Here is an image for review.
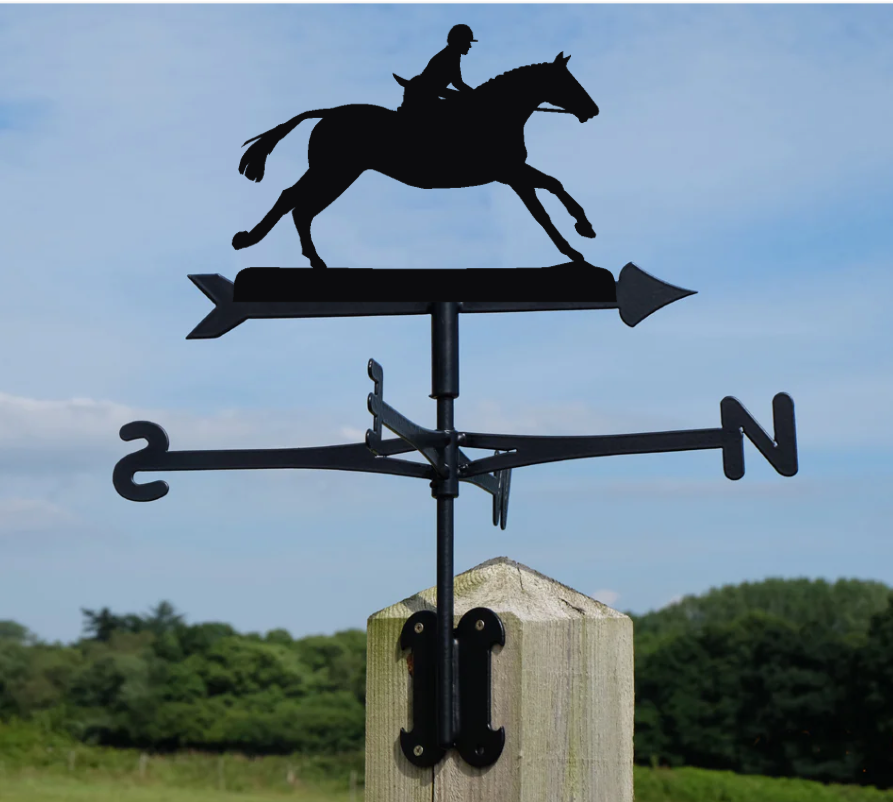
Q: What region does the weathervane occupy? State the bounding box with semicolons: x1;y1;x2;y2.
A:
114;25;798;771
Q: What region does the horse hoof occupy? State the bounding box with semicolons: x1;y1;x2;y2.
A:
575;221;596;239
232;231;251;250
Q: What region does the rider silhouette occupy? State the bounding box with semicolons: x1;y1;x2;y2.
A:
399;24;477;114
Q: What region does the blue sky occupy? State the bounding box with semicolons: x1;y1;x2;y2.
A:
0;4;891;645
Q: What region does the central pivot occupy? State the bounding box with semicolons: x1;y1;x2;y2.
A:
373;300;506;767
365;302;506;767
430;302;461;751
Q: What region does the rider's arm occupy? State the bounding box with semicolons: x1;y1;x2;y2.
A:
450;54;473;92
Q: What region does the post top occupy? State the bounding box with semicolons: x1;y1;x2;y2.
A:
368;556;629;623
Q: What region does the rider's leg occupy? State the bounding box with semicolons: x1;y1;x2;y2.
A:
518;164;595;239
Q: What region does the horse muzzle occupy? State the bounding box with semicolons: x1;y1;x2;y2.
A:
578;105;599;123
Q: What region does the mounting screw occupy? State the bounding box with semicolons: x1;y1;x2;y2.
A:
414;622;424;634
475;619;485;631
413;745;424;757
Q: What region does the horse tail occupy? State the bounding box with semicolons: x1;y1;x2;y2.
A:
238;108;328;183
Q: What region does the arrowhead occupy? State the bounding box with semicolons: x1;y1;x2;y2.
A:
615;263;696;327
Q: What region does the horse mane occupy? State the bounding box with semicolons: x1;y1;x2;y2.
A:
473;61;554;102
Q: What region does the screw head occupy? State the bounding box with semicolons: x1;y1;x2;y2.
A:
475;619;485;631
414;622;424;634
413;745;424;757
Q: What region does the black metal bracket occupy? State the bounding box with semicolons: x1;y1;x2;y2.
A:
364;358;513;529
366;358;450;477
400;607;506;769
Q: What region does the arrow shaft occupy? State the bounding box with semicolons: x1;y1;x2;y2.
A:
187;264;694;338
460;300;617;313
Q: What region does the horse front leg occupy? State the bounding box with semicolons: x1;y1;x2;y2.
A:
505;180;585;263
520;164;596;239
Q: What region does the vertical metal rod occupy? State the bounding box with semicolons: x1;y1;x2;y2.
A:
431;301;460;750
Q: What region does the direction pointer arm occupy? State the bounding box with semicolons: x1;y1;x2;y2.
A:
459;428;725;476
113;421;433;502
458;394;797;481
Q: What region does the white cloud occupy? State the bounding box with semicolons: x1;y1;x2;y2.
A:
526;476;821;500
0;391;358;475
457;398;685;438
339;426;366;442
591;588;620;606
0;498;79;536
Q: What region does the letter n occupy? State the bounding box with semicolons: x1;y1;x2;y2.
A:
720;393;798;480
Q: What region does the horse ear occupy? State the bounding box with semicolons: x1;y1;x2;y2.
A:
554;51;564;63
563;54;571;64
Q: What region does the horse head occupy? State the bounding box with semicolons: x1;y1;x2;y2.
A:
544;52;599;123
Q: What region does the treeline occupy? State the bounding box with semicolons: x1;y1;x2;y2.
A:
2;578;893;789
0;603;365;755
629;578;893;790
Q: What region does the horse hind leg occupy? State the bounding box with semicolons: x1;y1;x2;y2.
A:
232;171;313;251
290;166;362;268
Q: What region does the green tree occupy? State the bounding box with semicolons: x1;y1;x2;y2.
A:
850;594;893;789
635;610;859;782
294;629;366;704
630;578;891;643
0;638;29;718
177;622;238;656
0;621;38;645
80;607;143;642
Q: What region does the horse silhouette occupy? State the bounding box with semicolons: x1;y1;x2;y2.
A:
232;53;599;268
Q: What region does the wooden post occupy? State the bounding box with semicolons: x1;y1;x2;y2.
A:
139;752;148;780
365;556;634;802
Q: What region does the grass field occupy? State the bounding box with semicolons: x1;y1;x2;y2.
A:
4;764;893;802
0;775;354;802
3;721;893;802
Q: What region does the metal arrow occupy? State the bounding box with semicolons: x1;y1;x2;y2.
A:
185;263;695;339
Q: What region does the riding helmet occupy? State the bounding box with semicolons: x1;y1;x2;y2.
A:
448;24;478;45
